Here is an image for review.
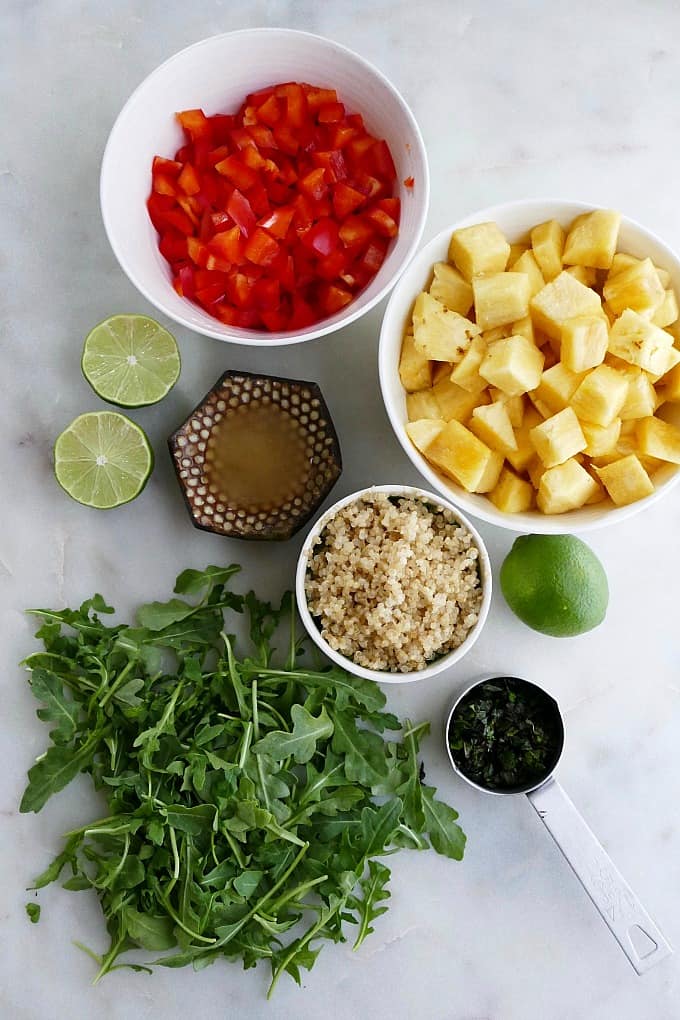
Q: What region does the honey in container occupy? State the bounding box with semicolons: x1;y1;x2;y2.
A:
169;371;342;540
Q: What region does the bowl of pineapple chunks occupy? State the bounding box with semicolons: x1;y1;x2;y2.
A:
379;199;680;532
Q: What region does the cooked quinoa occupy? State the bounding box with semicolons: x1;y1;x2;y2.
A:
305;493;483;672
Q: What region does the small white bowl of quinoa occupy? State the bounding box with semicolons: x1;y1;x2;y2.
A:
296;484;492;683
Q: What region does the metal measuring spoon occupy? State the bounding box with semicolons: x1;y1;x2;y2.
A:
445;675;672;974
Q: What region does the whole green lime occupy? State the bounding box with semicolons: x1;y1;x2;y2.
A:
500;534;608;637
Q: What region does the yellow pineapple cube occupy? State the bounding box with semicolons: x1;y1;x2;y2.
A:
571;365;629;426
510;250;546;298
479;334;544;396
426;420;503;492
566;265;598;287
602;257;665;316
506;407;544;472
507;243;529;268
563;209;621;269
450;335;489;394
482;324;514;345
560;315;609;373
448;222;510;281
432;377;489;422
406;418;445;454
429;262;474;315
530;271;602;340
531;220;565;282
511;316;536;344
537;458;601;514
582;418;622;457
529;406;587;467
406;389;442;421
636;416;680;464
431;362;452;385
473;273;531;330
527;456;548;490
651;289;679;329
399;328;432;392
413;292;480;362
469;402;518;454
656;363;680;404
608;252;639;278
489;467;534;513
619;367;658;420
532;362;587;414
489;389;525;427
527;391;552;418
607;309;676;375
595;455;654;506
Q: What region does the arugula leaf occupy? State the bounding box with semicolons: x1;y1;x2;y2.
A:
19;566;465;996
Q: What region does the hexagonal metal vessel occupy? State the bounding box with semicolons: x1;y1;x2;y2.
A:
168;370;342;541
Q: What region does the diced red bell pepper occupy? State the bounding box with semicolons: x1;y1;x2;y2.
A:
208;113;236;144
258;205;295;240
230;127;257;150
289;295;317;329
365;206;399;238
245;227;280;267
311;150;347;183
377;196;401;220
328;123;357;149
196;283;227;307
227;272;257;309
187;237;211;268
369;139;397;182
257;94;283;127
332;182;366;219
301;218;339;257
178;164;201;196
155;205;195;236
299;168;328;201
205;253;232;272
273;122;299;155
153;156;183;177
208;225;245;264
276;82;308;128
177;196;200;226
359;239;388;273
176;109;212;142
305;86;338;112
321;283;353;315
316;249;347;281
153;173;178;197
246;183;271;219
253;276;281;310
318;102;345;124
226;189;256;238
338;215;374;250
247;124;277;149
177;265;196;297
215;155;259;191
159;230;188;263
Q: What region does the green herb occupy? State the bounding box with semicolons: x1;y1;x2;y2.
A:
25;902;41;923
20;565;465;996
447;677;562;791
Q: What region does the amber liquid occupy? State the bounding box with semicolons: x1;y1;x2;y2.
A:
204;404;311;510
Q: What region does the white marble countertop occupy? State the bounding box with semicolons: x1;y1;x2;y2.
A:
2;2;680;1018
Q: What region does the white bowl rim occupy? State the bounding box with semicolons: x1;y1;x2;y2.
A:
378;197;680;533
100;27;430;347
295;483;492;684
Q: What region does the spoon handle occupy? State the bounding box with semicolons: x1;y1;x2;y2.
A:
527;777;672;974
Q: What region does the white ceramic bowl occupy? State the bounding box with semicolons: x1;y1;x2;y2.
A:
379;198;680;533
100;28;429;347
295;484;492;684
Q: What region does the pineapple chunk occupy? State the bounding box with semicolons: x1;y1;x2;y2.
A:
479;335;544;396
527;456;548;490
399;329;432;392
506;407;544;472
608;309;676;375
489;467;534;513
489;389;525;427
582;418;622;457
619;367;657;420
413;292;480;362
448;222;510;281
429;262;474;315
571;365;629;427
595;455;654;506
651;289;679;329
473;273;531;330
531;220;565;282
566;265;598;287
406;389;442;421
511;250;545;298
482;324;514;345
560;315;609;373
507;243;529;268
532;362;586;414
450;335;488;394
432;377;489;422
537;458;600;514
432;361;453;385
656;363;680;404
636;416;680;464
608;252;639;277
563;209;621;269
426;420;504;492
406;418;445;454
602;257;665;316
511;316;536;344
469;402;518;454
529;406;587;468
530;271;602;340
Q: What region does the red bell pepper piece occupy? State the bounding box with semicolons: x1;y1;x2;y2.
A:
159;230;188;263
311;150;347;183
365;207;399;238
208;226;245;265
258;205;295;240
152;173;178;197
301;218;339;257
153;156;183;177
318;102;345;124
226;189;256;238
305;86;338;112
256;94;283;127
332;182;366;219
176;109;212;142
178;164;201;196
299;168;328;201
338;215;374;250
215;155;259;191
244;227;280;267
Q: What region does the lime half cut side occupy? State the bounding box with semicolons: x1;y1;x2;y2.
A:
54;411;154;509
81;314;180;407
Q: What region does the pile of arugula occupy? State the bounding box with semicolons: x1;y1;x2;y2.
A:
20;565;465;997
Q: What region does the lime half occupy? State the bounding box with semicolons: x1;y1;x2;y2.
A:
81;314;180;408
54;411;154;509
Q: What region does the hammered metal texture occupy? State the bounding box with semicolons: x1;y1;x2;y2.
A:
168;371;342;541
